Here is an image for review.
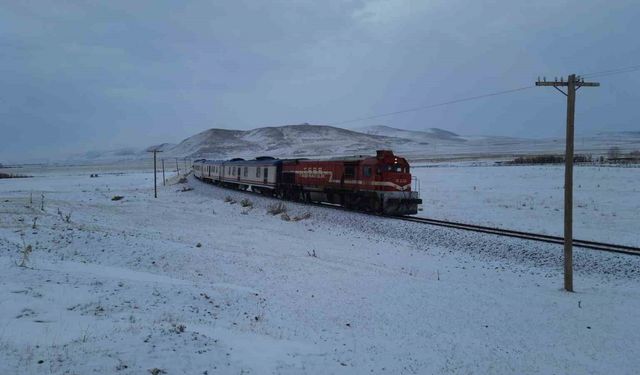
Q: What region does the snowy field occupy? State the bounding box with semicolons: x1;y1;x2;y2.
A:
413;164;640;246
1;165;639;374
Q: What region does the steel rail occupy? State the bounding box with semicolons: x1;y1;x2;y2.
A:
192;175;639;256
397;216;640;256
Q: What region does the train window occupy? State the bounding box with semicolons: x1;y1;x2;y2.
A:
363;166;372;177
257;167;261;178
264;167;268;179
344;165;355;178
244;167;248;177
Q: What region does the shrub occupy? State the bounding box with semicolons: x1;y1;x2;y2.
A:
280;213;291;221
111;196;124;201
0;173;31;179
224;196;236;204
292;212;312;221
171;323;186;334
267;202;287;215
506;154;592;165
240;198;253;208
19;244;32;267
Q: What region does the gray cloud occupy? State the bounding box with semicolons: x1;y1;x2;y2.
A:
1;0;639;162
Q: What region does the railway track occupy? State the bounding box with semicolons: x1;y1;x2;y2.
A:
397;216;640;256
193;176;640;256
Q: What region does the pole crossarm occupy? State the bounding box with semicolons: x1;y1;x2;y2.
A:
535;77;600;88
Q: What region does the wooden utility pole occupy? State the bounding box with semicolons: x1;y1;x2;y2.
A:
148;149;163;198
536;74;599;292
161;159;166;186
175;158;180;176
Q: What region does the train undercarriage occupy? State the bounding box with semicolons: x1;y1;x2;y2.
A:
196;175;421;215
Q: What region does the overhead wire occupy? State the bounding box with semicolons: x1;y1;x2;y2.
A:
330;85;535;126
579;64;640;79
328;63;640;126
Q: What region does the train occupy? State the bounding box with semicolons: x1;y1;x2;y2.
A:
192;150;422;215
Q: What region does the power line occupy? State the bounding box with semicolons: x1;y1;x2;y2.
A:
584;66;640;79
579;64;640;78
329;63;640;127
331;85;534;126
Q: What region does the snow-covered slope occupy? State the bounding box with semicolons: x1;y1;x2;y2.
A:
59;124;640;164
1;166;639;373
164;124;413;159
357;125;466;143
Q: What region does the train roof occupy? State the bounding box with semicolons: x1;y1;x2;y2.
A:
197;158;281;166
326;155;372;161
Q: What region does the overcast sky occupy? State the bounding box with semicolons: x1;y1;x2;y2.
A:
1;0;639;161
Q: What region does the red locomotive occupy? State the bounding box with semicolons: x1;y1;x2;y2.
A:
279;150;421;214
193;150;422;215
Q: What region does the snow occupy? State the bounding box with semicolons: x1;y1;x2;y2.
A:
412;164;640;246
36;124;640;165
1;164;639;374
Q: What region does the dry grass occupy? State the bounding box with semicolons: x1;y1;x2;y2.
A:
267;202;287;215
292;212;312;221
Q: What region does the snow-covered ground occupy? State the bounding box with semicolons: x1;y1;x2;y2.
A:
1;165;639;374
413;164;640;246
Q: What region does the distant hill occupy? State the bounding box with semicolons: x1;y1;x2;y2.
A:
62;124;640;164
356;125;466;143
164;124;417;159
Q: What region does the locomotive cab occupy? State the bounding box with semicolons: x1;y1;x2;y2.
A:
371;150;422;215
373;150;412;191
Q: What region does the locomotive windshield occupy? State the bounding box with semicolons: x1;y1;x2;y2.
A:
378;165;407;173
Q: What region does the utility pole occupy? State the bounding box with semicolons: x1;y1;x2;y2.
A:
175;158;180;176
161;159;166;186
536;74;599;292
148;149;163;198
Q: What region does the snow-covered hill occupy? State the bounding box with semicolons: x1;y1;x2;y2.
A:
163;124;415;159
357;125;466;143
59;124;640;164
